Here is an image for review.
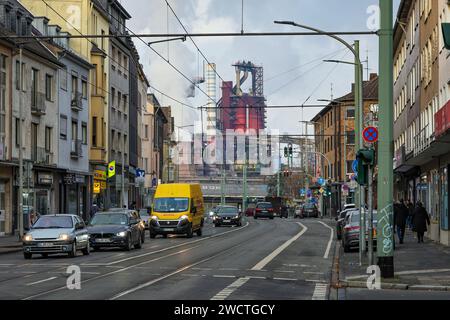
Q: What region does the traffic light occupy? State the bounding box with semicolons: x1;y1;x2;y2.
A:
442;23;450;50
289;146;293;156
284;147;288;158
356;149;375;186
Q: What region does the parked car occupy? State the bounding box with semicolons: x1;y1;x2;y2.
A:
335;208;358;240
22;214;90;259
301;203;319;218
343;203;356;211
213;206;243;227
342;210;377;253
254;202;274;220
88;210;144;251
245;204;256;217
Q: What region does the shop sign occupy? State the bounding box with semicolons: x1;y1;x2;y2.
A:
100;181;107;190
93;182;101;194
94;170;106;181
37;173;53;185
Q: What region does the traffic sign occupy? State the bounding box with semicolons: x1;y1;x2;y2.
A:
317;177;325;185
363;126;379;143
319;188;324;194
352;160;358;173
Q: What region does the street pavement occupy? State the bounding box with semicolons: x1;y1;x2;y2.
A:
0;217;336;300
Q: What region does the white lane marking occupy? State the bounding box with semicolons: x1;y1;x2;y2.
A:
247;276;266;280
273;277;297;281
26;277;57;286
311;283;328;300
305;279;327;283
213;275;236;278
107;222;249;265
317;221;334;259
192;267;212;271
210;277;251;301
345;268;450;281
283;264;315;268
304;271;324;275
251;222;308;271
274;270;295;273
23;246;199;301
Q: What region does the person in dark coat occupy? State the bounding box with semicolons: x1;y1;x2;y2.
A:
412;202;430;243
406;200;414;230
394;199;409;244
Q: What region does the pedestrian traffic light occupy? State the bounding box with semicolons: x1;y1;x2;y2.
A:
356;148;375;186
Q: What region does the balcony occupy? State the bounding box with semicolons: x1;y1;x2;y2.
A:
71;140;83;158
32;147;53;165
71;92;83;111
31;92;46;116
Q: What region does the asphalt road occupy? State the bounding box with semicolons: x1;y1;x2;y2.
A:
0;217;336;300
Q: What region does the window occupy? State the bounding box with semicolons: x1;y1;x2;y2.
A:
60;68;67;91
346;107;355;119
144;125;148;139
346;130;355;145
101;29;105;50
60;115;67;140
15;61;25;91
15;118;20;147
31;68;38;106
92;64;98;95
92;116;97;146
45;74;52;101
71;75;78;100
45;127;51;152
82;79;87;99
111;130;115;150
0;55;6;139
72;120;78;142
111;87;115;107
82;123;87;145
123;94;127;112
347;160;354;174
118;91;122;109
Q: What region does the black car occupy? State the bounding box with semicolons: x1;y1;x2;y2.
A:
254;202;274;219
301;203;319;218
88;210;145;251
213;206;242;227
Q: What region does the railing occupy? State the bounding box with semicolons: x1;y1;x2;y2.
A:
32;146;53;165
70;140;83;158
31;92;46;116
71;92;83;111
414;124;432;157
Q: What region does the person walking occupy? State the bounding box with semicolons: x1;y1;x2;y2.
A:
395;200;409;244
406;200;414;230
412;202;430;243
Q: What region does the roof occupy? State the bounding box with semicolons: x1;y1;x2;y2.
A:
311;74;378;122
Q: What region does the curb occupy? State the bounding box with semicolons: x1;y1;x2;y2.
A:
0;247;22;255
339;280;450;291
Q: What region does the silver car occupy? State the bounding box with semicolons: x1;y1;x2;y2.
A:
22;214;90;259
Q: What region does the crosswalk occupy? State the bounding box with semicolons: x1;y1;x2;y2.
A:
311;283;328;300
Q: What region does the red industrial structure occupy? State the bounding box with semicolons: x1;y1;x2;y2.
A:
217;61;267;132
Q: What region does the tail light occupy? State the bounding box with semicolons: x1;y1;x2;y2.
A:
256;208;262;212
345;226;359;231
268;208;273;212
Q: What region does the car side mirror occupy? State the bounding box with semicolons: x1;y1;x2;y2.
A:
75;223;84;230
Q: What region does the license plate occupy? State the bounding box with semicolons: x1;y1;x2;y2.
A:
96;238;111;243
262;211;268;213
38;242;53;247
164;228;175;232
223;220;230;223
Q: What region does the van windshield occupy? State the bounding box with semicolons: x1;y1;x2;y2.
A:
153;198;189;213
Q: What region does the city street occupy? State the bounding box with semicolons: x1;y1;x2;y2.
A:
0;218;335;300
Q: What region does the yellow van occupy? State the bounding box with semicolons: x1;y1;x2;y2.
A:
150;184;205;238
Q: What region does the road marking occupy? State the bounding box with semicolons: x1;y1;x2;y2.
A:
305;279;327;283
304;271;324;275
317;221;334;259
273;277;297;281
213;275;236;278
211;277;250;300
311;283;328;300
192;267;212;271
219;268;238;271
274;270;295;273
106;222;250;265
26;277;57;286
251;222;308;271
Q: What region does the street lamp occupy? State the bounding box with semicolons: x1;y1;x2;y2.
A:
147;36;186;46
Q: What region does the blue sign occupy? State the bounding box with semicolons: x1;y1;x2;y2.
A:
300;188;306;195
352;160;358;173
311;198;317;204
136;169;145;178
317;178;325;186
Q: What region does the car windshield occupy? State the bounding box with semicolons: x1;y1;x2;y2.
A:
351;213;377;224
217;207;238;215
90;214;128;226
257;203;272;209
32;216;73;229
153;198;189;213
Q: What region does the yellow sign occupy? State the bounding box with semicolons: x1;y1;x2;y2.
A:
94;170;106;181
108;161;116;178
100;181;107;190
93;182;101;194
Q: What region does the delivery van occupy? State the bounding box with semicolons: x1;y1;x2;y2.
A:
150;184;205;238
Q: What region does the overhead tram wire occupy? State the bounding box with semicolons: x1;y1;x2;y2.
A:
39;0;197;113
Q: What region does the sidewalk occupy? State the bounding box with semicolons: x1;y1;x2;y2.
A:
338;229;450;291
0;235;22;255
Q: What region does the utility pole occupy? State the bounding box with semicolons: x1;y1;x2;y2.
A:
242;105;249;213
277;141;281;197
377;0;394;278
221;164;226;205
18;46;23;238
121;136;125;208
368;159;374;266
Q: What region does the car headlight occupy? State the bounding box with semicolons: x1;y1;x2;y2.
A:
235;215;239;219
209;212;215;217
151;215;158;220
58;234;70;241
116;231;127;237
23;234;33;242
180;215;189;220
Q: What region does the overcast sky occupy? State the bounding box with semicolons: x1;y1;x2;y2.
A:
125;0;400;135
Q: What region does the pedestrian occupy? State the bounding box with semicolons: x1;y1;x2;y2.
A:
406;199;414;230
395;199;409;244
412;201;430;243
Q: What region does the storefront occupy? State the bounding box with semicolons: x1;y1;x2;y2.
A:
34;171;56;216
59;173;88;219
92;168;107;211
0;166;12;236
